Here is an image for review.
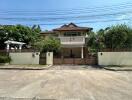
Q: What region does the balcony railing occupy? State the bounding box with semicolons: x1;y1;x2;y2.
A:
58;36;85;46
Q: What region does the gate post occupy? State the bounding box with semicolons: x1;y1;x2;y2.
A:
81;47;84;59
46;52;53;65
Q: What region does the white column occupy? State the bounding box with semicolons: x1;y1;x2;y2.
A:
19;44;22;52
81;47;84;59
6;43;10;52
46;52;53;65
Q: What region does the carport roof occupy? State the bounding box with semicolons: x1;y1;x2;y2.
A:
4;40;25;45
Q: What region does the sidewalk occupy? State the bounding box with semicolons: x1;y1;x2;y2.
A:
0;65;52;70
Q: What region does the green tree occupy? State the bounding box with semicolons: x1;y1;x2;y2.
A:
0;25;7;49
34;36;61;54
87;31;99;53
96;29;106;50
104;24;132;49
0;25;41;49
87;30;105;53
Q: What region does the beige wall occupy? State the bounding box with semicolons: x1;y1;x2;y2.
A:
98;52;132;65
9;52;40;65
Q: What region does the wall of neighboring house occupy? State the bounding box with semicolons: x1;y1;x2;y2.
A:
98;52;132;65
9;52;40;65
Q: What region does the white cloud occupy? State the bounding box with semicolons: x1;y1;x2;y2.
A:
117;13;132;20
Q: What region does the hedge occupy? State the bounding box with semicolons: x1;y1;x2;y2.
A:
0;55;11;63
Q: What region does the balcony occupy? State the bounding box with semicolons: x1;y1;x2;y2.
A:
58;36;85;47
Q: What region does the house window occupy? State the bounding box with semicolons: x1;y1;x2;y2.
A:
64;32;81;36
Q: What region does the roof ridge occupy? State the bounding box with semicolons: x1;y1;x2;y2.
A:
68;22;78;27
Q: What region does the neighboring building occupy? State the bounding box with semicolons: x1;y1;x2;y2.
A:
40;23;93;59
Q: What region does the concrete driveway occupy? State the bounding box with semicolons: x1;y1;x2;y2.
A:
47;65;100;70
0;67;132;100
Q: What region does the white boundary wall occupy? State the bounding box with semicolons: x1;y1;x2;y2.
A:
9;52;40;65
98;52;132;65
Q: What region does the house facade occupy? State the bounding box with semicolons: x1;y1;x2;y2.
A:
40;23;93;59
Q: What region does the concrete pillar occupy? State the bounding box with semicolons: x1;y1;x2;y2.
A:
81;47;84;59
19;44;22;52
6;43;10;52
46;52;53;65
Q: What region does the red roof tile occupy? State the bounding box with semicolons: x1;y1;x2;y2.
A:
53;23;92;31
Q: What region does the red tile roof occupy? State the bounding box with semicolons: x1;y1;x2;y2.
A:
53;23;93;31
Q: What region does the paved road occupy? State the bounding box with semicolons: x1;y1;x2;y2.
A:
0;66;132;100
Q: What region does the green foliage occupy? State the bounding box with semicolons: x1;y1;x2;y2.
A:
87;32;97;50
104;24;132;49
87;31;105;53
0;25;41;49
33;37;45;51
87;24;132;52
34;36;61;54
0;55;11;63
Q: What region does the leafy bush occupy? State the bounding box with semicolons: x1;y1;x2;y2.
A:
104;24;131;49
0;55;11;63
0;25;41;49
87;24;132;51
87;31;103;53
42;36;61;54
34;36;61;54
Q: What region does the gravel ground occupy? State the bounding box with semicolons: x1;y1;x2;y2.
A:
0;66;131;100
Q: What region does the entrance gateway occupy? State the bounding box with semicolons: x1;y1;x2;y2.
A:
40;23;97;65
39;50;97;65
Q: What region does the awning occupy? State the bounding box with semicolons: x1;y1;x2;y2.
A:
4;40;25;45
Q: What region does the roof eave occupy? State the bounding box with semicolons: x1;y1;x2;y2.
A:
53;28;92;32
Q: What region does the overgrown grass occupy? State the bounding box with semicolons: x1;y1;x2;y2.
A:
0;55;11;63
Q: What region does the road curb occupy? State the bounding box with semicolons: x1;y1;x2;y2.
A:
0;65;53;70
103;67;132;71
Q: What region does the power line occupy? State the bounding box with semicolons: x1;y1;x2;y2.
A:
0;2;132;16
0;10;132;21
38;18;132;25
0;2;132;18
1;18;131;26
1;2;132;13
0;7;132;16
0;2;132;26
1;7;132;16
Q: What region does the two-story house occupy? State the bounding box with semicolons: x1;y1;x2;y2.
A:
40;23;93;59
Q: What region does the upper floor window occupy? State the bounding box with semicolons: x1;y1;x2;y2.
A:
64;32;81;36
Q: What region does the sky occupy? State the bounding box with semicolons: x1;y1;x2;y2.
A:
0;0;132;31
